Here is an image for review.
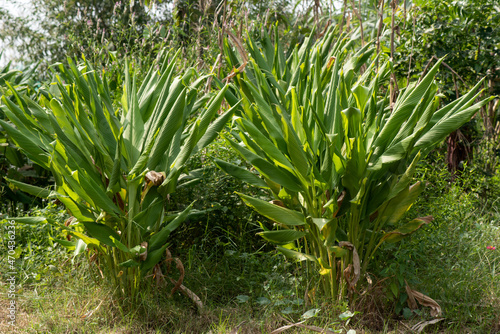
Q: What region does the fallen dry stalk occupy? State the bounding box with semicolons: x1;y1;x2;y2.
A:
271;315;338;334
405;280;442;317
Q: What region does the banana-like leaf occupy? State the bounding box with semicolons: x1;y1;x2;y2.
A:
57;196;95;222
141;243;168;274
258;230;307;245
4;177;52;198
10;216;58;225
119;259;140;268
82;221;121;248
73;239;87;258
238;193;306;226
227;138;303;192
194;103;238;153
277;246;318;263
51;238;76;251
378;216;433;244
149;202;194;252
1;53;227;301
218;27;489;301
214;159;269;188
378;182;423;227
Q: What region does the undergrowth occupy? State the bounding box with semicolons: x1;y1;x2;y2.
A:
370;148;500;332
1;145;499;333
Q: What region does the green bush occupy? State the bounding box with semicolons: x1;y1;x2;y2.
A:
0;50;234;302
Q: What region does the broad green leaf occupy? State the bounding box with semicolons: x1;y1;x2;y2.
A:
379;216;433;244
277;246;318;263
82;221;121;247
236;117;294;171
73;239;87;257
194;102;238;153
147;87;187;170
196;84;228;137
310;218;332;231
380;182;423;226
238;193;305;226
10;216;58;225
280;110;310;179
0;119;50;167
123;67;144;164
57;196;95;222
375;58;444;150
352;84;370;112
110;236;132;253
70;231;102;249
107;130;124;194
141;243;168;274
258;230;307;245
4;178;51;198
329;246;349;257
414;97;492;151
227;138;303;192
77;170;121;217
214;159;269;188
51;238;76;249
148;202;194;251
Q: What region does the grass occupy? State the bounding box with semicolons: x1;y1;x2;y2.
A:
413;155;500;325
0;250;356;333
370;150;500;333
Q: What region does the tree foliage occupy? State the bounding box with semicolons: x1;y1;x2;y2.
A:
396;0;500;104
0;0;155;69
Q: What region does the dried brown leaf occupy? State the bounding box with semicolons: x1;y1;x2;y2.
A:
411;318;445;333
138;241;148;261
145;171;165;186
223;61;248;83
405;280;418;310
223;30;248;83
226;30;247;62
270;199;286;207
64;217;75;241
405;281;442;317
270;321;307;334
64;216;77;226
80;300;104;319
153;264;164;287
359;273;373;296
169;258;185;296
169;279;204;310
318;20;331;38
326;56;336;70
165;248;172;273
333;191;345;218
339;241;360;290
274;315;337;334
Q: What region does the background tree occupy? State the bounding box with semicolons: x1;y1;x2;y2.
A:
0;0;157;71
394;0;500;174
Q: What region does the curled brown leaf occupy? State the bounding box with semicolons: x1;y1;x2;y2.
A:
145;171;165;186
169;258;185;296
269;199;286;207
333;191;346;218
405;280;442;317
339;241;360;290
138;241;148;261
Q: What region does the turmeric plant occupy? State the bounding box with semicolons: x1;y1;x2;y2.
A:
216;26;492;300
